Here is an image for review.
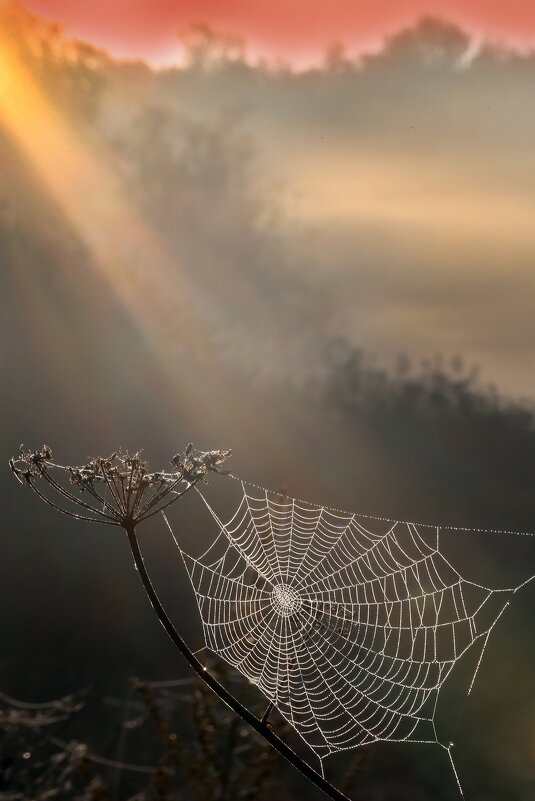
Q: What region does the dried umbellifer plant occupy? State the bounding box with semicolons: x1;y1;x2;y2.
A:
10;444;351;801
9;444;230;527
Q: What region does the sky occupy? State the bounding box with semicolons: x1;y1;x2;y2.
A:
21;0;535;64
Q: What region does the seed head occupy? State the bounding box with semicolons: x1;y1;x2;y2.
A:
10;444;231;528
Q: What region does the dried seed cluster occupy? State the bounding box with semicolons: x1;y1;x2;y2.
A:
10;444;231;527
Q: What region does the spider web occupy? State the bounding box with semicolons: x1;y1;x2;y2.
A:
165;479;533;793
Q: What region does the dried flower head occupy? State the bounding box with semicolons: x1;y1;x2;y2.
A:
10;444;231;528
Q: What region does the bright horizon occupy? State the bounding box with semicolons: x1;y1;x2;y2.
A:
19;0;535;65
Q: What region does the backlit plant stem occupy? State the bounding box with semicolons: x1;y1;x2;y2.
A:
125;522;351;801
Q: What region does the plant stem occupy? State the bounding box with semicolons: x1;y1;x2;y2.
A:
125;525;351;801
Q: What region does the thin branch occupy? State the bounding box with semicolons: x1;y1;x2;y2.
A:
40;467;118;522
27;479;120;526
47;735;153;774
97;461;125;516
125;459;136;511
73;473;120;519
114;472;128;512
130;473;149;519
140;472;185;516
141;468;192;513
137;481;197;522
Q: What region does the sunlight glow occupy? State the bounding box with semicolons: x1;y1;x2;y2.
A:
0;27;216;421
0;25;309;466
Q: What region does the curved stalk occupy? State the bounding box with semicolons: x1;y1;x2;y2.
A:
125;524;351;801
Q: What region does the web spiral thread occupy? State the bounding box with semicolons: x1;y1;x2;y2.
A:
166;481;533;793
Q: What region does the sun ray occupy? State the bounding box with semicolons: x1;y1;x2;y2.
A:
0;25;222;424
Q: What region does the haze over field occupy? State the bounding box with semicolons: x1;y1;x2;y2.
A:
3;7;535;398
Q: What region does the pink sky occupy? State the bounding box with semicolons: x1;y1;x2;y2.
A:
21;0;535;63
